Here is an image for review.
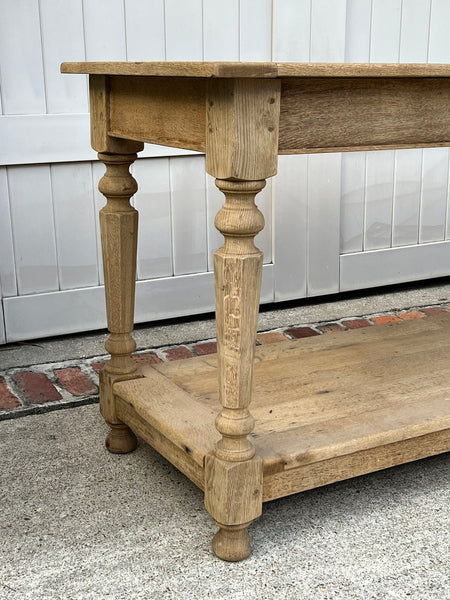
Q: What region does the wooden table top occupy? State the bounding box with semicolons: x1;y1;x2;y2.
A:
61;61;450;79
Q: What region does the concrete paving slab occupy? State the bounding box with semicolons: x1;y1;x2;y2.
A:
1;405;449;600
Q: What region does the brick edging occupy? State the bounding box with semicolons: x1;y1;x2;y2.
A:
1;304;448;420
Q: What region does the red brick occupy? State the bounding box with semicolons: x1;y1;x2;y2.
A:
193;342;217;355
371;315;402;325
257;332;286;344
11;372;62;405
163;346;195;361
133;352;163;366
420;306;448;316
0;376;21;410
341;319;373;330
91;361;105;374
316;323;345;334
54;367;97;397
284;326;320;339
397;311;425;321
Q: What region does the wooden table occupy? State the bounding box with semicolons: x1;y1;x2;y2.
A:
61;62;450;561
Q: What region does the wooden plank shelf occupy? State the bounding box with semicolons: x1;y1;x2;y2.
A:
114;314;450;503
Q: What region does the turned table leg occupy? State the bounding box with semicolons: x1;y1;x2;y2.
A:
204;77;281;560
87;75;145;454
97;151;140;454
204;178;266;561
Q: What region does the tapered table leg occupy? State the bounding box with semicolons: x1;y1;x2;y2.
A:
203;77;281;561
98;151;140;454
204;178;266;561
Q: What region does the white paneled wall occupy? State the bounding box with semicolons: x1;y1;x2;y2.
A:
339;0;450;291
1;0;450;342
273;0;346;300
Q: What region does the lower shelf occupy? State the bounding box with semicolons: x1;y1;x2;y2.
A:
114;314;450;502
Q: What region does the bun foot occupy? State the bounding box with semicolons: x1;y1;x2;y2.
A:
212;522;253;562
105;422;137;454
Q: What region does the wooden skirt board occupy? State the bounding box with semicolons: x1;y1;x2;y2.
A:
114;314;450;503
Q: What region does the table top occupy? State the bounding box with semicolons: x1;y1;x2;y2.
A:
61;61;450;79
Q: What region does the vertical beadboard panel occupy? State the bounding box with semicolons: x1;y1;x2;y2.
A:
133;158;173;280
272;0;310;299
164;0;203;60
164;1;206;277
340;152;366;254
344;0;371;62
428;0;450;62
0;287;5;344
51;163;99;290
8;165;59;295
399;0;431;63
364;150;395;250
428;0;450;243
392;1;430;248
307;154;341;295
340;0;371;255
392;149;422;247
273;155;308;300
39;0;87;114
124;0;166;60
310;0;347;62
272;0;311;62
307;0;345;295
369;0;402;62
0;0;46;114
83;0;127;60
240;0;272;60
170;156;208;276
364;0;400;252
203;0;239;60
420;149;449;243
0;167;6;344
91;161;106;286
0;168;17;297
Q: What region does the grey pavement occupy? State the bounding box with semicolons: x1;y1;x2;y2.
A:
1;405;449;600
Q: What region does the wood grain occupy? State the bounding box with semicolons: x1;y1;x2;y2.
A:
89;75;143;154
206;78;280;179
262;428;450;502
278;77;450;153
109;76;207;151
62;61;450;78
113;315;450;531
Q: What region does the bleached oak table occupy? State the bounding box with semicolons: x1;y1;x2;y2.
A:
61;62;450;561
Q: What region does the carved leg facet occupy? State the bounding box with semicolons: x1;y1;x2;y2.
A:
98;152;141;453
205;179;265;561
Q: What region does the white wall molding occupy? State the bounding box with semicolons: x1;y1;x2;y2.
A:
340;241;450;291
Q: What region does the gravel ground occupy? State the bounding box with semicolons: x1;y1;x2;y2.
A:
1;405;449;600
